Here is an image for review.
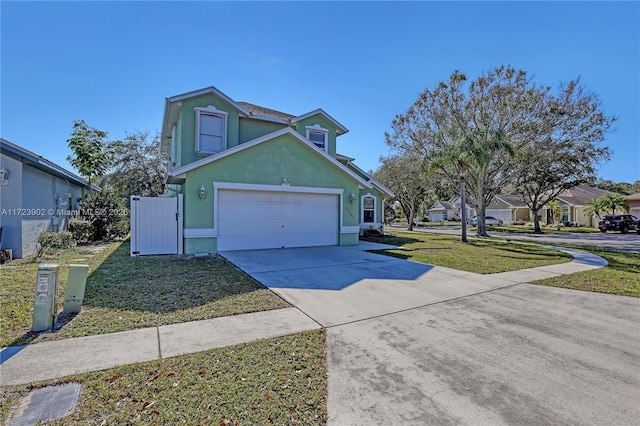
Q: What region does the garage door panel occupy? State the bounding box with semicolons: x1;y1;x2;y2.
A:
486;209;511;224
217;189;338;251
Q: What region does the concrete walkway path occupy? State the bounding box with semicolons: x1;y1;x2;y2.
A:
0;308;319;386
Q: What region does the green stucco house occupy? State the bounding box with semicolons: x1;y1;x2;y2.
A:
158;85;393;254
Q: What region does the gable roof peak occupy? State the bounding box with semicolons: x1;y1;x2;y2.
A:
290;108;348;135
167;85;250;116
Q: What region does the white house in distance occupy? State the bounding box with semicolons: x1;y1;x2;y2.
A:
428;197;475;222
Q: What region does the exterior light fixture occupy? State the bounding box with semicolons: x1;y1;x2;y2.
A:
348;193;356;204
282;178;290;186
0;168;7;186
199;185;206;200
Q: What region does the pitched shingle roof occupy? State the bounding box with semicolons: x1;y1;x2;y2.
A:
237;102;295;122
556;185;613;206
429;200;456;210
494;194;529;208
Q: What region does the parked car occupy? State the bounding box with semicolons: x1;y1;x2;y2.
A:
469;216;504;226
598;214;638;233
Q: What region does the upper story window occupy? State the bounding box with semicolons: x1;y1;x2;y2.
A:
362;194;376;223
195;106;228;154
305;124;329;151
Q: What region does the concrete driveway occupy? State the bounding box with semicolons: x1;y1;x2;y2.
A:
221;244;640;425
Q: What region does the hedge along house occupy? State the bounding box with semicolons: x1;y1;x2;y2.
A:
160;86;393;254
0;138;97;259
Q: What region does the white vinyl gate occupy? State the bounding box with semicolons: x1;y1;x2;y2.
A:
130;195;183;256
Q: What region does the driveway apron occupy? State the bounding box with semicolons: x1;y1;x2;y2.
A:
220;244;639;425
221;244;522;327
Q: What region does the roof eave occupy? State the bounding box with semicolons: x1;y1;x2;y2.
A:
1;138;98;190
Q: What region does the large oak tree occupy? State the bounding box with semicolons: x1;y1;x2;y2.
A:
386;66;614;236
511;78;614;232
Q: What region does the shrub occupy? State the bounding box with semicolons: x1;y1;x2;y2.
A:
37;231;75;254
78;190;130;241
68;219;94;243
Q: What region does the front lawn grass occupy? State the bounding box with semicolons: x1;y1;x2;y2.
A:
0;330;327;425
364;231;572;274
531;247;640;297
0;241;288;347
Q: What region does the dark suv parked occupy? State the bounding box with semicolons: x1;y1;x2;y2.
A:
598;214;638;234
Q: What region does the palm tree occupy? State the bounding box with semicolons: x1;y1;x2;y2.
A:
600;194;630;215
428;141;471;243
546;199;562;223
584;197;606;220
427;126;513;242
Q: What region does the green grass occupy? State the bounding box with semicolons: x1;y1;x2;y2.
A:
532;247;640;297
364;231;572;274
0;241;288;347
0;330;327;425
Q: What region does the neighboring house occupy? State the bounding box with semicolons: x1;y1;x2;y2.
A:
549;185;613;226
486;194;531;225
428;197;475;222
627;193;640;218
487;185;613;227
0;138;96;259
158;85;394;254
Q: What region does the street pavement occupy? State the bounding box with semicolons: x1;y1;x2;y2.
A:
393;224;640;253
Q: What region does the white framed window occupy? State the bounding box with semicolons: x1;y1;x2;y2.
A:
195;106;228;154
305;124;329;151
361;194;377;223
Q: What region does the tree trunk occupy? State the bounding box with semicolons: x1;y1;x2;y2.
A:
476;207;487;236
532;207;542;233
407;207;414;231
460;176;468;243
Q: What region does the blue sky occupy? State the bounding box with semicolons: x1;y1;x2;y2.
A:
2;1;639;184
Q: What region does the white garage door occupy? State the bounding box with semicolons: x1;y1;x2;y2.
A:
217;190;339;251
486;209;512;225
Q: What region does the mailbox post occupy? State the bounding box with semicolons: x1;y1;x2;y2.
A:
33;264;60;332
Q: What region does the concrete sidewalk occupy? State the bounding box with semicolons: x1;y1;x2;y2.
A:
0;308;320;386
